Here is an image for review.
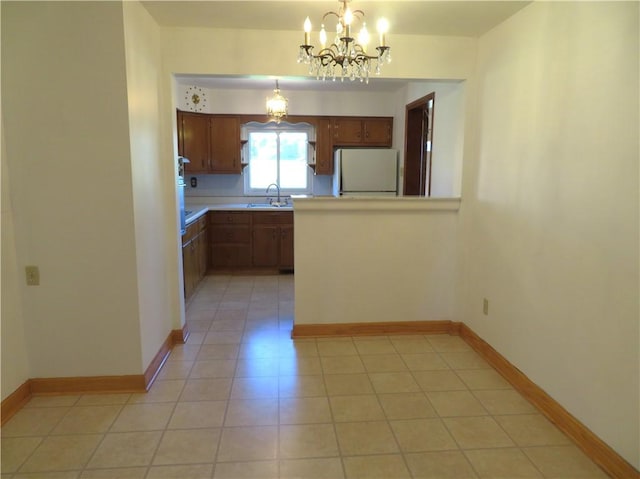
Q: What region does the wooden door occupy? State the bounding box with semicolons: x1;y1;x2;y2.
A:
403;93;435;196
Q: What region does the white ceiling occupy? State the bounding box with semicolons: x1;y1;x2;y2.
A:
142;1;530;37
144;1;531;92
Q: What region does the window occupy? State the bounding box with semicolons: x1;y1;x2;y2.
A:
243;122;312;195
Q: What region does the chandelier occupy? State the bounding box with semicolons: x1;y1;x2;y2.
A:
266;80;288;123
297;0;391;84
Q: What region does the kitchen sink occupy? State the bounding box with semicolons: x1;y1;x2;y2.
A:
247;203;289;208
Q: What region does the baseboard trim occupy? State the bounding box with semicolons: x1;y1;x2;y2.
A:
1;380;32;426
171;325;190;344
291;320;453;338
2;323;190;417
29;375;146;395
457;323;639;479
144;325;190;390
143;335;172;390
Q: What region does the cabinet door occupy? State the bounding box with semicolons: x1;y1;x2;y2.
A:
211;245;251;268
210;116;241;173
280;225;294;269
314;118;334;175
332;118;363;145
252;225;279;267
195;230;207;280
182;240;196;300
178;111;210;173
363;118;393;146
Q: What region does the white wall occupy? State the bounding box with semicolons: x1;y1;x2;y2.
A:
294;199;460;325
123;2;180;369
1;1;143;382
459;2;639;468
1;117;30;396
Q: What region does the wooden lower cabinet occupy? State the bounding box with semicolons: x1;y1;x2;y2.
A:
209;212;251;268
209;210;293;272
182;216;208;301
252;225;279;267
279;224;294;269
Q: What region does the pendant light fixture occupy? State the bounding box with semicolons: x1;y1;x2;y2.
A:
266;80;288;123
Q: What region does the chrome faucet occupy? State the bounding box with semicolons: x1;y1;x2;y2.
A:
266;183;283;206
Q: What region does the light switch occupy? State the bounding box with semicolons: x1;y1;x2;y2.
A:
26;266;40;286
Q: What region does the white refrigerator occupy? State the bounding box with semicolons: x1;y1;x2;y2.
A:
332;148;399;196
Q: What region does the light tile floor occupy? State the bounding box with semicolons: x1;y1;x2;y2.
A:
1;275;610;478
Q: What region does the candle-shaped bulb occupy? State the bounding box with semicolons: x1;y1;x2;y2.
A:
344;7;353;26
358;22;369;51
304;16;312;45
319;24;327;48
376;18;389;46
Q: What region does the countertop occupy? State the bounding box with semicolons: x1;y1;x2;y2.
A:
185;196;462;225
291;196;461;212
185;202;293;225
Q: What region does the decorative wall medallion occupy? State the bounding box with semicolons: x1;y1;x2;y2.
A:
184;86;207;112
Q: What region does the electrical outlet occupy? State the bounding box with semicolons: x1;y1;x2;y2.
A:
26;266;40;286
483;298;489;315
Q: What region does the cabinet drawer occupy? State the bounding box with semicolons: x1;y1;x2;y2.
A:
211;225;250;244
252;211;293;225
209;211;251;224
197;216;207;232
211;245;251;267
182;222;197;246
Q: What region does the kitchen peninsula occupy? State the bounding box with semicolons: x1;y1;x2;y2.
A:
291;196;461;334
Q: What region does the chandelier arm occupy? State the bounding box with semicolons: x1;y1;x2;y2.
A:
322;11;339;21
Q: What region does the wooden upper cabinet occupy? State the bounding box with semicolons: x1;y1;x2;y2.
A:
363;118;393;146
332;117;393;147
210;116;241;174
314;118;334;175
178;111;210;174
177;111;242;174
332;118;363;144
177;110;391;176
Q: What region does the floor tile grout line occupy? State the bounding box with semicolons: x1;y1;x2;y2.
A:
319;351;349;479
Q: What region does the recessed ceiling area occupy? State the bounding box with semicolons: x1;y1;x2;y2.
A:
142;1;531;38
175;74;438;93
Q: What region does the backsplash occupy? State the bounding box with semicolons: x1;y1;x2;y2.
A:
184;173;332;198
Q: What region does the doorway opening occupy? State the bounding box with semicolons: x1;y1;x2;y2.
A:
403;92;435;196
